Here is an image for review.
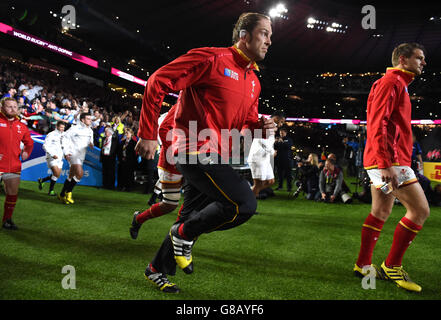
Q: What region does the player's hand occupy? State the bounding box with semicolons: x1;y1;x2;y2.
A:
321;193;326;200
260;117;277;137
380;167;399;189
330;195;336;202
89;143;94;149
21;151;29;161
135;138;158;160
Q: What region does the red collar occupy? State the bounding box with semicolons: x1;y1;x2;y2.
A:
0;111;19;121
386;67;415;85
231;45;260;71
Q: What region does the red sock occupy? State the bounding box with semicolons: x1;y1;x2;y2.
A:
149;263;159;273
2;195;18;222
175;204;184;222
136;203;163;224
385;217;422;267
178;223;190;240
356;213;385;267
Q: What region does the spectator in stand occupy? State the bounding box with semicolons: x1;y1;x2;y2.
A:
100;126;119;189
92;110;102;129
62;107;75;126
111;116;125;138
117;128;138;191
2;86;16;99
18;89;31;108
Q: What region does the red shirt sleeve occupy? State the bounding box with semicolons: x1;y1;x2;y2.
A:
368;80;399;168
22;125;34;156
138;48;214;140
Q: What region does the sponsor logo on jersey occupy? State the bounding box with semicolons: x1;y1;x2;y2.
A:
224;68;239;81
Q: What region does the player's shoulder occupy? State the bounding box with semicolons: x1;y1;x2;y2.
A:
373;73;401;92
187;46;233;60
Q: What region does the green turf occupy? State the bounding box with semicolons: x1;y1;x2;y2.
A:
1;179;440;300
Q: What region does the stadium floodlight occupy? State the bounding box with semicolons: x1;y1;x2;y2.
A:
269;3;288;18
276;3;288;13
307;17;316;24
269;8;278;18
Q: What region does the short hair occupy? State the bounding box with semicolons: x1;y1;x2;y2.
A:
124;127;134;135
232;12;271;44
56;120;65;128
1;97;17;107
279;127;288;133
391;43;426;67
80;112;90;121
271;111;285;119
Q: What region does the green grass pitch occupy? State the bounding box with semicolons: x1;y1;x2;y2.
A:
1;179;440;300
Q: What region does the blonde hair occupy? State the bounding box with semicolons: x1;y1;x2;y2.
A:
1;97;17;107
309;153;319;167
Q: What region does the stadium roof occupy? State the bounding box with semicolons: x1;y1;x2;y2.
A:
2;0;441;75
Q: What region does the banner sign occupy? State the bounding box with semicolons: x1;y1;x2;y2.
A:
0;22;98;68
423;162;441;182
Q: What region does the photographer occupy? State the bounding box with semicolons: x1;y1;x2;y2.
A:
294;153;321;200
342;136;359;177
319;157;352;203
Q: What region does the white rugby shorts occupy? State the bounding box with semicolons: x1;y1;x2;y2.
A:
367;166;417;189
249;161;274;181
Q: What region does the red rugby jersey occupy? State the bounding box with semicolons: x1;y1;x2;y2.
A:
0;112;34;173
363;68;415;169
157;103;180;174
138;45;262;158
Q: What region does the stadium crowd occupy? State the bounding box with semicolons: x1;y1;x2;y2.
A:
0;56;159;192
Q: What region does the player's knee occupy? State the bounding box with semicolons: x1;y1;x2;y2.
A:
159;202;178;214
161;187;181;208
239;191;257;215
371;209;391;221
419;205;430;221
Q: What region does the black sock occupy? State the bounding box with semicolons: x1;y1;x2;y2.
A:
42;175;52;182
66;179;77;193
49;179;56;192
60;179;71;196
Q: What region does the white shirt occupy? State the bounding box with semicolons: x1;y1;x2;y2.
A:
43;129;64;159
62;121;94;156
102;136;112;156
247;134;276;163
